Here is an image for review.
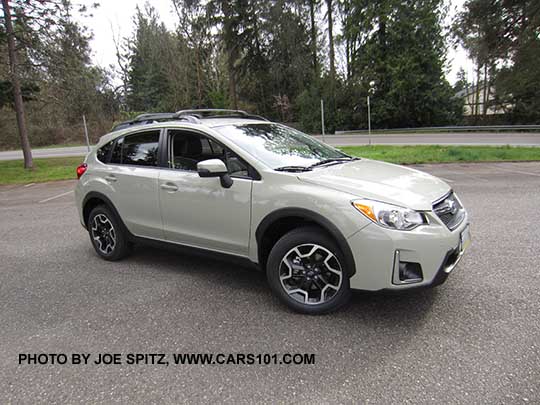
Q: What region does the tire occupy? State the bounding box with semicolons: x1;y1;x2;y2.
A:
88;205;131;261
266;226;351;314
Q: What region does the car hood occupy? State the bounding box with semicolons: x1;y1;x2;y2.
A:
297;159;450;211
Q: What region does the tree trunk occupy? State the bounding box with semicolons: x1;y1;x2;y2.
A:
227;48;238;110
326;0;336;132
482;64;489;116
2;0;33;169
474;64;481;120
309;0;318;76
345;35;349;80
196;45;202;108
222;1;238;110
326;0;336;81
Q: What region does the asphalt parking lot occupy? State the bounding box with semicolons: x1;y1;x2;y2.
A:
1;162;539;403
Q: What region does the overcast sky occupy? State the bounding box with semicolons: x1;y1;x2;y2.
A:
76;0;471;85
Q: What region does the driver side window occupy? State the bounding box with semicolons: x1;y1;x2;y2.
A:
168;130;250;178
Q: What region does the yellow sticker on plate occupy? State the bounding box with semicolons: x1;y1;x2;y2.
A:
461;226;472;251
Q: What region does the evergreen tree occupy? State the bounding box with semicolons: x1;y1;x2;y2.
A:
455;0;540;123
341;0;461;128
126;5;172;112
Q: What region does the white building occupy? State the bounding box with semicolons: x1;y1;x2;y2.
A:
455;85;510;116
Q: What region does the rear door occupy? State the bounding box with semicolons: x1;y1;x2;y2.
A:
158;129;253;256
102;130;164;239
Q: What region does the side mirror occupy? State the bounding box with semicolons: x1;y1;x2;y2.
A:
197;159;233;188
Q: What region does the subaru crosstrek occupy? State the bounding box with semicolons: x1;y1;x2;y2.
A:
75;109;471;314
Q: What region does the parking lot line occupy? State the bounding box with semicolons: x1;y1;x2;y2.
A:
38;190;74;203
488;165;540;177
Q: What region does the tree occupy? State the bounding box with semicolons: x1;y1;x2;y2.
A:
191;0;314;119
325;0;337;132
341;0;461;128
308;0;319;76
1;0;32;168
497;31;540;123
263;1;313;118
207;0;244;110
453;0;501;120
326;0;336;81
172;0;216;108
125;5;172;112
455;0;540;123
1;0;109;159
41;10;114;123
112;0;464;132
453;68;469;94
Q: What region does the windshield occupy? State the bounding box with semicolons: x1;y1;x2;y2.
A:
215;123;350;169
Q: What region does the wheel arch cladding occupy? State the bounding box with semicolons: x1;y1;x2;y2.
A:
82;192;130;236
255;208;356;276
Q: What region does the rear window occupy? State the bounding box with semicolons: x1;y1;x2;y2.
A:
109;131;160;166
96;141;114;163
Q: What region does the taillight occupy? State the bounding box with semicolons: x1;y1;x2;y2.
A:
76;163;88;179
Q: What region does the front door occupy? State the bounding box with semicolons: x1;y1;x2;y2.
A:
158;129;253;256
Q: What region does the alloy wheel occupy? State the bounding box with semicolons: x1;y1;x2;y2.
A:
279;244;343;305
91;214;116;255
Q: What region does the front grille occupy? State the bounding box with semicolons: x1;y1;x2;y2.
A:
433;191;465;230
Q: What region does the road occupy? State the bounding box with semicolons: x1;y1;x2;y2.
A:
0;132;539;160
315;131;540;146
1;162;539;403
0;145;91;161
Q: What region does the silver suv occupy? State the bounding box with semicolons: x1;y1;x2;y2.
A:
75;109;471;314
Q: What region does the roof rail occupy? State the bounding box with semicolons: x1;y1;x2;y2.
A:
176;109;248;116
111;112;200;132
111;109;268;132
175;109;268;121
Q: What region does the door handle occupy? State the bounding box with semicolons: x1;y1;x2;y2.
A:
160;183;178;192
104;175;117;182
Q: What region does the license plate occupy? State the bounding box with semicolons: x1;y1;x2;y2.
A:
460;225;472;252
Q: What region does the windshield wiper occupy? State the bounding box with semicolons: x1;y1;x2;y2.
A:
274;165;312;172
309;157;358;168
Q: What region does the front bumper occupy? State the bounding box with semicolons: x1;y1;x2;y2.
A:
347;212;470;291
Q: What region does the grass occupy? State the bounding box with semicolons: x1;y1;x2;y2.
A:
1;145;539;185
340;145;540;165
0;156;83;185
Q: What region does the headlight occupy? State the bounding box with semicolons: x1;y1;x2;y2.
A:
352;199;426;231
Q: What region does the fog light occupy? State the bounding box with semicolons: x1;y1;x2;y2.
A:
392;251;423;284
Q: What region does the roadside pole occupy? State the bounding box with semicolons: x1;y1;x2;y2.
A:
321;99;325;143
82;114;91;152
367;95;371;145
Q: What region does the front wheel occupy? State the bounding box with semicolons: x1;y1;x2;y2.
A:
266;227;351;314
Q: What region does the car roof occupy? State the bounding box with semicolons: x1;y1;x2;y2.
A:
97;117;271;147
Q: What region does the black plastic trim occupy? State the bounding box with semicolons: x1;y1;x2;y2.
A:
130;235;259;270
198;168;216;177
255;207;357;277
82;192;132;235
157;128;168;168
374;247;458;293
81;191;260;269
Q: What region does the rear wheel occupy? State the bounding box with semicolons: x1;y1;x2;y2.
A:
266;227;351;314
88;205;131;261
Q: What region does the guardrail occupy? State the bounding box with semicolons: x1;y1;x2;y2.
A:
335;125;540;135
